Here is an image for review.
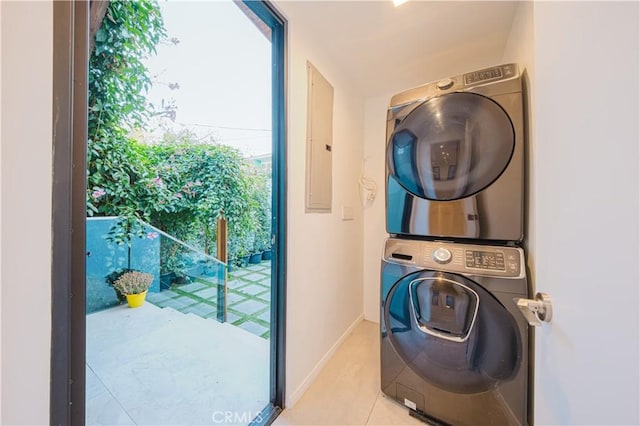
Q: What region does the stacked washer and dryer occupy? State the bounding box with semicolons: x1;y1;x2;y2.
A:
381;64;531;426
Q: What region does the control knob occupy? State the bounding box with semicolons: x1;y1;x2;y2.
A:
432;248;452;264
436;78;454;90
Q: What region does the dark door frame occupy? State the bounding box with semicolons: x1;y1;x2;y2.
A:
51;1;88;424
51;1;287;424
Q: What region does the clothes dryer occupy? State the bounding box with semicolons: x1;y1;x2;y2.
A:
386;64;524;242
381;238;530;425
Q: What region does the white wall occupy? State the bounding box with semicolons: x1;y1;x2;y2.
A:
0;2;3;420
362;95;389;322
280;9;366;406
532;2;639;424
0;1;53;424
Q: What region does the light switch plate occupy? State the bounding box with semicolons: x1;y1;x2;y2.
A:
341;205;354;221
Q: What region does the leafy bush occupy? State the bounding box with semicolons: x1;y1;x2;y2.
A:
113;270;154;295
87;1;271;268
87;0;167;223
145;131;270;263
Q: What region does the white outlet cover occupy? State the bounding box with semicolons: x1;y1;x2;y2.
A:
341;205;354;220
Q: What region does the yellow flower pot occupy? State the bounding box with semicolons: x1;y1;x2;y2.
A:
125;290;148;308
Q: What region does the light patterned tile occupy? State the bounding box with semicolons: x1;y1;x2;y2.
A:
273;321;381;426
366;392;425;425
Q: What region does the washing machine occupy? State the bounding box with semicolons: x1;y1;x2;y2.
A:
380;237;530;425
386;63;524;242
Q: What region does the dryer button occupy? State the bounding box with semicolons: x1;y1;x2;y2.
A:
437;78;454;90
433;248;452;264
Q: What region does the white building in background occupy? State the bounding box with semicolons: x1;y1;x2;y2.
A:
247;153;272;175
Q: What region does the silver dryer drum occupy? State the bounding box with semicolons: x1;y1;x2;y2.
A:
386;63;524;242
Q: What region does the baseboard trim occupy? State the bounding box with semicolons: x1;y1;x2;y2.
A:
285;313;365;408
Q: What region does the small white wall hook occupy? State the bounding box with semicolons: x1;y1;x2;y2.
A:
359;157;377;209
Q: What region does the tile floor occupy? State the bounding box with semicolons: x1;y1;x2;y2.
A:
273;320;423;426
147;260;272;338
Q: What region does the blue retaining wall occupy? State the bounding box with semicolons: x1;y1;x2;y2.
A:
86;217;160;313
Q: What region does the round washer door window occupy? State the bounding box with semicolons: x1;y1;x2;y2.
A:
387;92;514;201
384;270;521;394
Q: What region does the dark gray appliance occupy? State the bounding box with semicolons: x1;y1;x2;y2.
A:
381;238;529;425
386;63;524;242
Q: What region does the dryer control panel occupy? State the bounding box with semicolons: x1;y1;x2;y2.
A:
384;238;524;279
463;64;517;86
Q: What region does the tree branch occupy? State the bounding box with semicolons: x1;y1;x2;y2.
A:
89;0;110;53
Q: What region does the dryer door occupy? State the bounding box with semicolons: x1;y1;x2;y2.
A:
384;270;521;394
387;92;514;201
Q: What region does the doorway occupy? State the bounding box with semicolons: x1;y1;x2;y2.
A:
51;1;286;425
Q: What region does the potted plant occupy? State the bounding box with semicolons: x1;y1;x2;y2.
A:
235;247;250;268
249;251;262;264
261;242;272;261
232;232;253;267
258;229;272;261
105;268;134;303
113;270;154;308
249;233;263;264
160;241;191;287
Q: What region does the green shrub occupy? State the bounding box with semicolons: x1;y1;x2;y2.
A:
87;1;270;266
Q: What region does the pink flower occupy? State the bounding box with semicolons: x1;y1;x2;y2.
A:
92;188;106;200
153;177;164;187
175;192;183;199
147;232;159;240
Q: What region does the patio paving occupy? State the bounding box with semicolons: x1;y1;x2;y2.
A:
146;259;272;339
86;303;269;425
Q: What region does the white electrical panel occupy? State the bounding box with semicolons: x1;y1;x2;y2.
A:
305;61;333;213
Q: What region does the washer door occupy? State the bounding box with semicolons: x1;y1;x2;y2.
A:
408;277;479;343
387;93;514;201
384;270;521;394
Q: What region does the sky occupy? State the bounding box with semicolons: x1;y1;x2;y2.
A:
142;0;272;157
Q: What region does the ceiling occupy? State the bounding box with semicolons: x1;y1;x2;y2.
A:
275;1;520;98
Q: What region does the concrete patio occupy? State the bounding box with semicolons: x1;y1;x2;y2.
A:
86;302;270;425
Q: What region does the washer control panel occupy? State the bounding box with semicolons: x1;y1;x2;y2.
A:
384;238;524;279
465;250;504;271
